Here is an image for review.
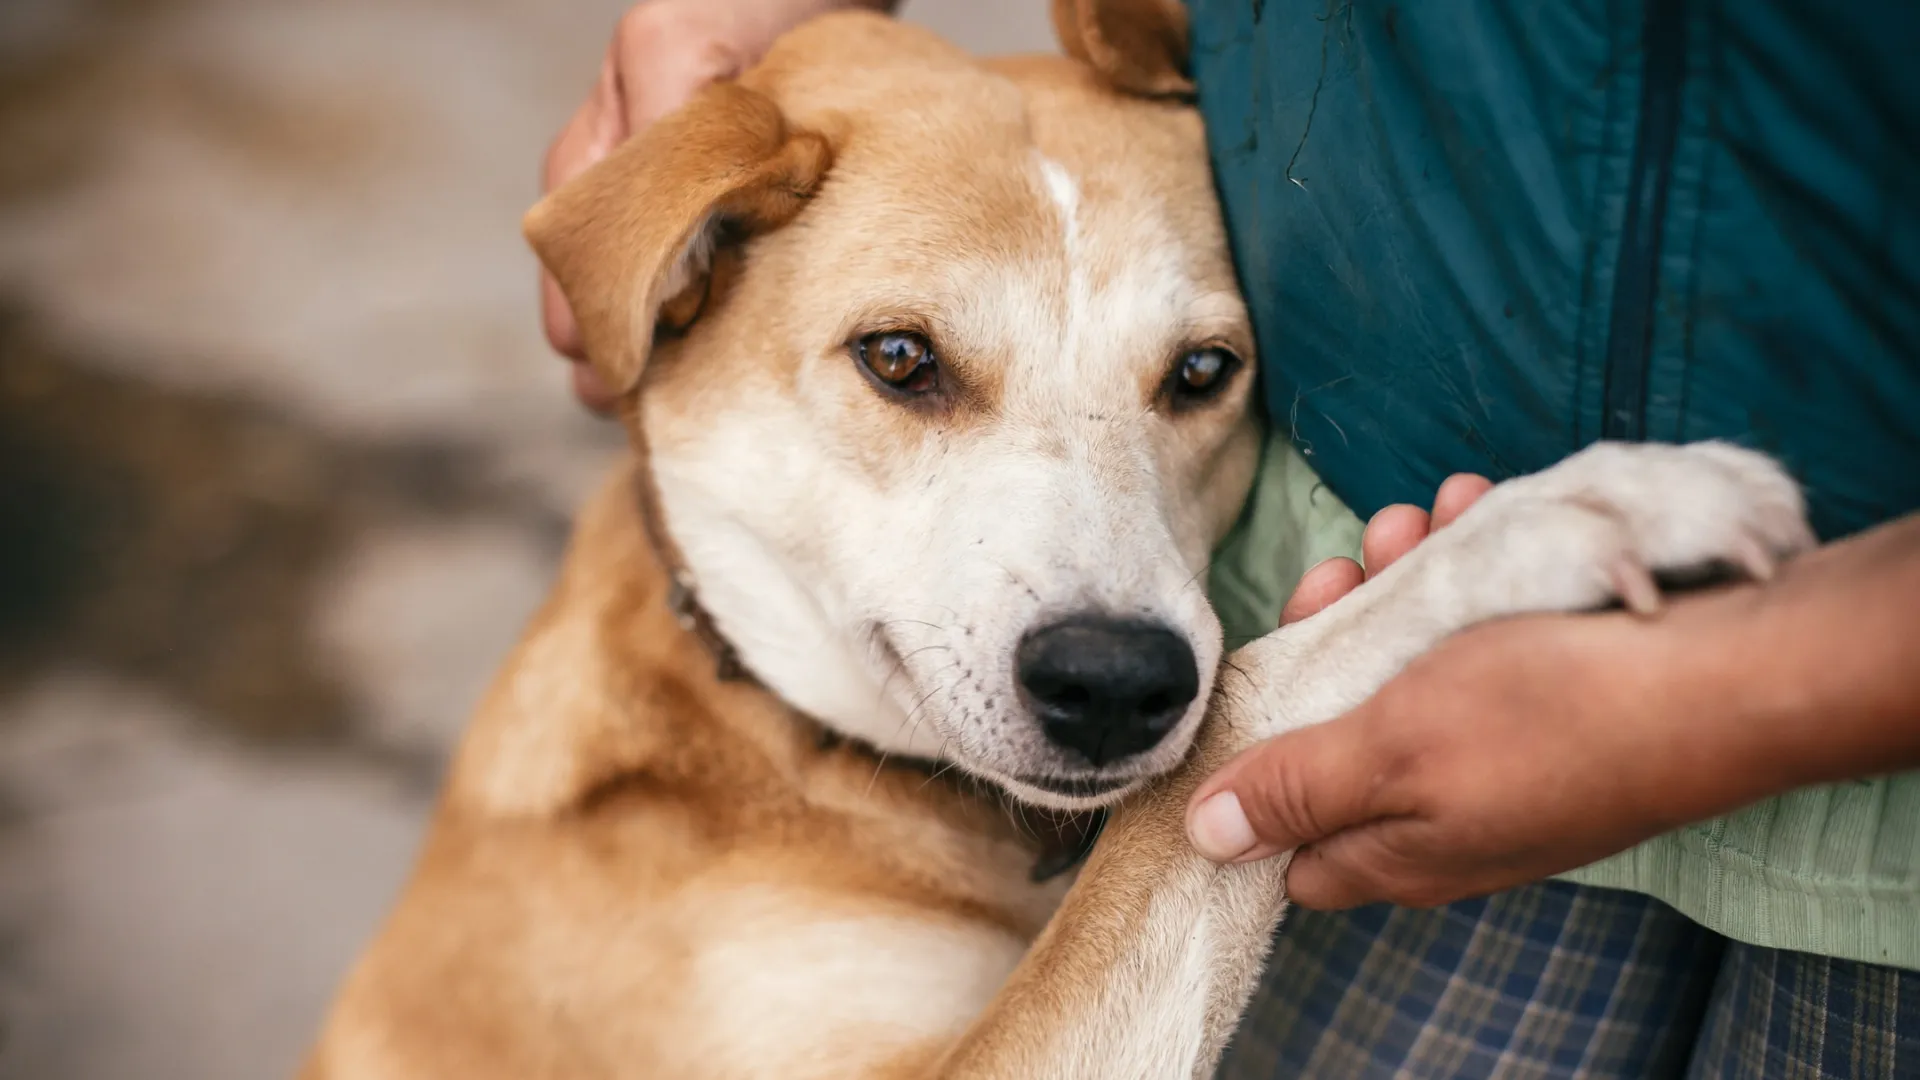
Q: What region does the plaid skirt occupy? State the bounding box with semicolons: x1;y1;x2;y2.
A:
1220;882;1918;1079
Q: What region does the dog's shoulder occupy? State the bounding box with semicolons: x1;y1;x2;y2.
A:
437;460;712;818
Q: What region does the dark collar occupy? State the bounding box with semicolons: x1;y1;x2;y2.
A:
663;568;747;682
1026;804;1110;883
809;728;1107;883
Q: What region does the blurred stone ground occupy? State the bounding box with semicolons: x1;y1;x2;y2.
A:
0;2;1051;1077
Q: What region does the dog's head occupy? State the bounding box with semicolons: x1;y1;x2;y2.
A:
527;4;1254;811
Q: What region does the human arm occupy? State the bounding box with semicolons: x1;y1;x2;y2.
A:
1189;489;1920;912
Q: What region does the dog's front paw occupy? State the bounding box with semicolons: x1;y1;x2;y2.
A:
1423;440;1816;621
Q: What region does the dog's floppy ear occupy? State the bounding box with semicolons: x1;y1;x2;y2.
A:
1051;0;1193;98
524;82;831;395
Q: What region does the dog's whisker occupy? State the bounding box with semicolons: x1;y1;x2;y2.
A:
864;750;891;799
876;651;957;729
1179;557;1211;596
902;678;950;752
872;683;950;802
897;643;954;663
919;744;960;791
876;643;954;708
880;618;950;634
881;672;954;772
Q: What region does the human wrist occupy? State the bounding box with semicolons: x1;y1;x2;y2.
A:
1725;516;1920;783
1629;593;1804;820
1561;584;1827;837
1641;515;1920;816
1565;610;1762;833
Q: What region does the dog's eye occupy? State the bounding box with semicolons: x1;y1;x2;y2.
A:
1166;346;1241;408
854;331;939;395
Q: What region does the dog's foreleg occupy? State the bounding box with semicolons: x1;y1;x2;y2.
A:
929;442;1812;1080
927;587;1492;1080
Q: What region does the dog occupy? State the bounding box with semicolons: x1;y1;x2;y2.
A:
301;3;1814;1076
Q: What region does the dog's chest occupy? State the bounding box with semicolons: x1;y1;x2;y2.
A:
647;883;1030;1077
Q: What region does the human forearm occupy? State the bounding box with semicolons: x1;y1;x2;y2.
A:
1656;512;1920;815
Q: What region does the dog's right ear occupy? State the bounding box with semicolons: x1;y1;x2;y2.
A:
1051;0;1193;98
524;82;832;396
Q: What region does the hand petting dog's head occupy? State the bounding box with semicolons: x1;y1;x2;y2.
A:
528;11;1255;810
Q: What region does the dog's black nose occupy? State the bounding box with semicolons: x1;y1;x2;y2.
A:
1016;616;1199;767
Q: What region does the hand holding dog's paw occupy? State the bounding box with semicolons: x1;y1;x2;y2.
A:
1189;442;1824;909
1188;611;1707;907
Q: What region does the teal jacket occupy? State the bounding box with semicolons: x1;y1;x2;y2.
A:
1190;0;1919;537
1190;0;1920;968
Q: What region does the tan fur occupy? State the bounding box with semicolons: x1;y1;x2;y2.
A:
304;6;1817;1078
308;11;1228;1075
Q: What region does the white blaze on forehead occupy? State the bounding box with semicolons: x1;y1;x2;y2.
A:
1034;153;1088;372
1036;154;1080;236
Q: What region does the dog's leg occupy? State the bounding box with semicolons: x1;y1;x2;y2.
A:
932;442;1813;1079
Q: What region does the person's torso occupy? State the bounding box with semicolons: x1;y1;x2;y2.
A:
1189;0;1920;539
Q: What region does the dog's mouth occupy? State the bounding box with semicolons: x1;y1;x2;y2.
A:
1013;773;1135;799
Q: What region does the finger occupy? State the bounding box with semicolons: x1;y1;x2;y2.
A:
612;10;745;134
539;95;608;368
571;361;621;414
542;271;585;361
1286;816;1462;911
588;47;629;154
1287;826;1506;912
543;62;623;197
1361;504;1431;577
1279;557;1365;625
1431;473;1494;530
1187;718;1387;863
1282;837;1390;903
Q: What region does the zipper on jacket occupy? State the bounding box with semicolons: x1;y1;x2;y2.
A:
1600;0;1689;441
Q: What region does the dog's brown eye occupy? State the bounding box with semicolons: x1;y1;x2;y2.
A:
854;331;939;395
1167;347;1241;407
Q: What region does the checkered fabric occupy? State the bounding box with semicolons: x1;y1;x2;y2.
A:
1688;939;1920;1079
1219;881;1919;1079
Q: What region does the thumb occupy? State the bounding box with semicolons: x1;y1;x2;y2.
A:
1185;716;1386;864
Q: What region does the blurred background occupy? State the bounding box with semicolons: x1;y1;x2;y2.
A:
0;2;1051;1077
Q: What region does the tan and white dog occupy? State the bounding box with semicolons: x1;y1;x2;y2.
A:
302;3;1813;1077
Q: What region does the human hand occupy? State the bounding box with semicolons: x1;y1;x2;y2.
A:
1276;473;1495;623
1188;469;1713;909
1188;478;1920;912
1189;609;1714;909
541;0;892;412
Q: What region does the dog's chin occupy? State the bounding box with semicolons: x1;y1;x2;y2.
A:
989;771;1149;812
953;725;1206;812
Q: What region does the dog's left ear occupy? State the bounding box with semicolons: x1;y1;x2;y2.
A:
524;82;832;396
1051;0;1193;98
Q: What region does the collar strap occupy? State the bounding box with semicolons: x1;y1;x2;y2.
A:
663;568;747;683
1027;806;1108;882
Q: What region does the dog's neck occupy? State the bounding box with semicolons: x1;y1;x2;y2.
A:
632;466;752;686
